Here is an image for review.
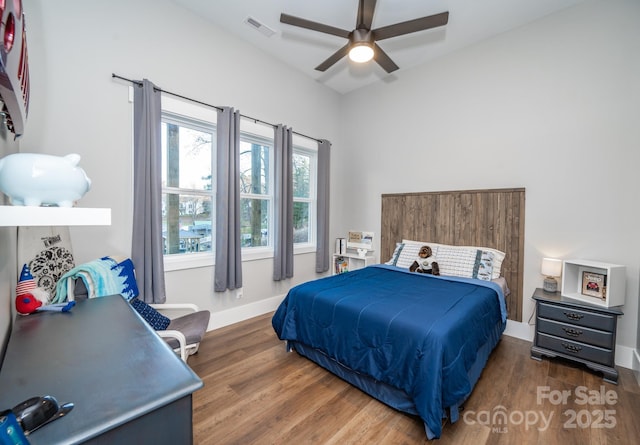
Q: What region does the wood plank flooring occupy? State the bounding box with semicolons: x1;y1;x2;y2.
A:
189;313;640;444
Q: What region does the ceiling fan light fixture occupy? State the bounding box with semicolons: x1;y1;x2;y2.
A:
349;42;374;63
280;2;449;73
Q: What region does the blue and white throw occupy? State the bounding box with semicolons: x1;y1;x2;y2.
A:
53;256;139;303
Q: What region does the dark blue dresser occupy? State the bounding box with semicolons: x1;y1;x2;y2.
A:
0;295;203;444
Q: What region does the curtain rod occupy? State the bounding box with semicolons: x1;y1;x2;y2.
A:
111;73;324;144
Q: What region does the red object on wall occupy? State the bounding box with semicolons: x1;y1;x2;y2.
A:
0;0;29;137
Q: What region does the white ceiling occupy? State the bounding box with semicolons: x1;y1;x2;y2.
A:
170;0;586;95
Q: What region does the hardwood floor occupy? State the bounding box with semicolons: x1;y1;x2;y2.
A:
189;313;640;444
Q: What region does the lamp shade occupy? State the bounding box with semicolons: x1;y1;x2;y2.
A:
541;258;562;277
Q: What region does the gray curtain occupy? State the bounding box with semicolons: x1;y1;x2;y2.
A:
273;125;293;281
315;140;331;273
214;107;243;291
132;79;166;303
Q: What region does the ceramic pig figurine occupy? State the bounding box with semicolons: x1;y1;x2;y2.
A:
0;153;92;207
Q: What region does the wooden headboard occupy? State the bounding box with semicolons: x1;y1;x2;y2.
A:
381;188;525;321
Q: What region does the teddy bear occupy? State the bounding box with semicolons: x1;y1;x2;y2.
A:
409;245;440;275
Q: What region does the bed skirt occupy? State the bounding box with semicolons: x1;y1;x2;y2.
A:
288;317;505;439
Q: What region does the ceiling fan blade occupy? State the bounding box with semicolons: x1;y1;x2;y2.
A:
373;11;449;41
315;43;351;72
356;0;377;30
373;43;399;73
280;13;351;39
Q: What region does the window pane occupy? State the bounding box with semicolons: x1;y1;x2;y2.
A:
162;123;212;191
163;193;213;254
240;142;270;195
293;201;310;243
240;197;269;247
293;152;310;198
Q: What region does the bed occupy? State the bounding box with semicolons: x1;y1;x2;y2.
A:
272;188;525;439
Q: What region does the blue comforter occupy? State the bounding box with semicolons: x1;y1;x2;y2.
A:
272;265;507;438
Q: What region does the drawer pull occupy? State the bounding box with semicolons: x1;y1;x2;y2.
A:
561;342;582;353
561;327;583;337
563;312;584;321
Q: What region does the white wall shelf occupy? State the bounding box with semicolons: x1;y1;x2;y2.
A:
0;205;111;226
332;252;376;275
561;259;625;308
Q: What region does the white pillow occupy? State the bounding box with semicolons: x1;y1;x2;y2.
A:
458;245;506;279
435;246;496;281
400;239;505;279
435;245;480;278
394;240;439;269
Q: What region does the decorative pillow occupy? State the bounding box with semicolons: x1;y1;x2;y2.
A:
395;241;439;269
385;242;404;266
460;245;505;279
17;226;75;299
129;298;171;330
473;250;495;281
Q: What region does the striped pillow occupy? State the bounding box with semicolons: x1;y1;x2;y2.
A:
394;241;439;269
400;240;505;279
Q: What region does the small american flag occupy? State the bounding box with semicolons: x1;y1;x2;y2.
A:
16;264;36;295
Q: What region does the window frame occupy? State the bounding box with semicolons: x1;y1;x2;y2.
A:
158;95;319;270
291;143;317;254
238;130;274;261
160;97;217;272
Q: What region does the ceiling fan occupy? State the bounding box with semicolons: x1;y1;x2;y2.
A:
280;0;449;73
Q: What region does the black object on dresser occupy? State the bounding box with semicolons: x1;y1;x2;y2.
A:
530;288;623;384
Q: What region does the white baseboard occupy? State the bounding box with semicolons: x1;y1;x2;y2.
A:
503;320;636;371
214;304;543;338
504;319;534;342
633;349;640;387
615;345;635;370
209;294;285;330
210;302;640;379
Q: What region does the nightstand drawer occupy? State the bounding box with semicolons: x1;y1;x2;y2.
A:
536;318;614;349
536;333;614;367
537;302;616;332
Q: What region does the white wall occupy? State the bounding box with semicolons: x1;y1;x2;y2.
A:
334;0;640;359
20;0;640;367
0;127;19;359
22;0;341;326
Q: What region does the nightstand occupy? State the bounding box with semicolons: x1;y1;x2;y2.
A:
530;288;623;384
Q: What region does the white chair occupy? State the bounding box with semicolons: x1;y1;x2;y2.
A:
61;256;210;363
150;303;210;362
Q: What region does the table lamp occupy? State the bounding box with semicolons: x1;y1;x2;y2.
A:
541;258;562;293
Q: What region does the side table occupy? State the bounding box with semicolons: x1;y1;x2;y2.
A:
530;287;623;384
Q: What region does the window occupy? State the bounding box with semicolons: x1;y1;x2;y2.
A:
161;113;215;256
237;133;317;253
239;134;272;250
292;146;316;248
159;95;318;269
